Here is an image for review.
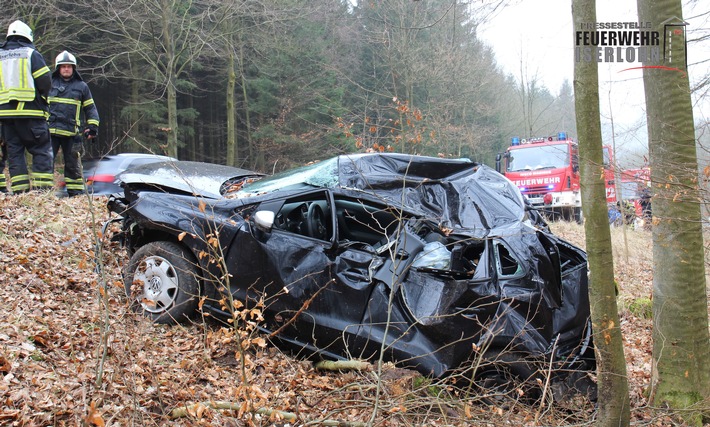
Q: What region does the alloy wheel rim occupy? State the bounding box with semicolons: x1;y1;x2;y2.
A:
134;256;179;313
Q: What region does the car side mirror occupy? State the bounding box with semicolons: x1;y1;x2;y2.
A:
254;210;275;232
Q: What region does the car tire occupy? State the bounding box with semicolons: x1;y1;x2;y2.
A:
124;241;199;324
473;350;542;404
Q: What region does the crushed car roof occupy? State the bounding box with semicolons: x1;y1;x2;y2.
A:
118;153;533;233
233;153;529;233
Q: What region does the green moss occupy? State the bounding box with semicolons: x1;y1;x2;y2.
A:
412;376;428;388
628;297;653;319
412;376;441;397
656;391;706;426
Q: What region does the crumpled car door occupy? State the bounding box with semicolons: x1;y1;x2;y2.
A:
230;190;382;357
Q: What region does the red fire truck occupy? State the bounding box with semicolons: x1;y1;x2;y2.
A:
611;167;651;219
495;132;615;223
608;167;651;203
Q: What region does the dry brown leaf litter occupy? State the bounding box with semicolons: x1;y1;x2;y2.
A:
0;192;699;426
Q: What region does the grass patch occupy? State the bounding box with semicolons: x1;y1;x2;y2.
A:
627;297;652;319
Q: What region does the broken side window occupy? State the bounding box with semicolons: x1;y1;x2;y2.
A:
494;241;523;277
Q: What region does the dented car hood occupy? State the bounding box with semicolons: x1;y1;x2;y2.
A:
118;160;258;199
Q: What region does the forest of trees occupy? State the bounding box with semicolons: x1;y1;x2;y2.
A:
6;0;577;173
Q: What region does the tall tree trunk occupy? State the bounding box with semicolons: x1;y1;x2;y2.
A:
185;90;195;161
162;0;178;159
638;1;710;424
238;41;254;170
226;36;237;167
166;81;178;159
130;80;140;153
572;0;630;425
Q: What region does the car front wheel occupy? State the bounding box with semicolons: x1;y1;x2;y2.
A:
124;241;199;324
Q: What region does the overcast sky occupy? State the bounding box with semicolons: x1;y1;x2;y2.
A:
478;0;710;165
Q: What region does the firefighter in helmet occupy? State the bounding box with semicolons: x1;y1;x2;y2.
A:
0;20;53;193
48;50;100;196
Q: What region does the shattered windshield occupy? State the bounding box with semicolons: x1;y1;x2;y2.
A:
234;157;339;196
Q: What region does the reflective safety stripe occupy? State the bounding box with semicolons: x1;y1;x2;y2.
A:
49;128;77;137
65;177;85;191
0;47;37;103
48;97;83;134
48;97;81;106
11;174;30;192
0;108;48;118
0;87;35;103
11;183;30;192
84;97;99;126
31;172;54;189
32;66;49;79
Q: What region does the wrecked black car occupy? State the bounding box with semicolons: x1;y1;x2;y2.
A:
106;153;595;393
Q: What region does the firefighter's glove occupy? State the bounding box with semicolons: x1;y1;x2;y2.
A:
83;126;98;140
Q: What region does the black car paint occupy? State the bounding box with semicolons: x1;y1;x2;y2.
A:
107;154;594;379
